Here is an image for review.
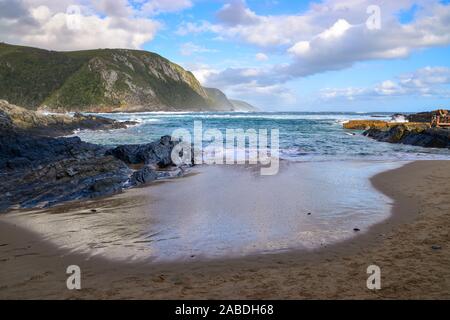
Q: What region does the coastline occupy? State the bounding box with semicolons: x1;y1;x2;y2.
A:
1;160;450;299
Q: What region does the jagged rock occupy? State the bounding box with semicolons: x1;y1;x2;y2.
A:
0;101;189;212
0;128;184;212
129;166;158;186
0;153;131;211
0;132;106;171
0;100;135;137
106;135;179;168
407;110;449;123
364;124;450;148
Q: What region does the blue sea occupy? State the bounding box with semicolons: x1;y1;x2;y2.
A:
76;111;450;162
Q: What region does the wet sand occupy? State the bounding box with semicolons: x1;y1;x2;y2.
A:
0;161;399;262
1;160;450;299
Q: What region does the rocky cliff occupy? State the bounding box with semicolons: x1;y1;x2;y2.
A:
0;43;253;112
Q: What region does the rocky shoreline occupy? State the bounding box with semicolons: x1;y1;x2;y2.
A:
344;110;450;149
364;125;450;148
0;101;188;213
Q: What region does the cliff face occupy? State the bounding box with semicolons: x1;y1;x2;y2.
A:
229;99;259;112
0;43;245;112
204;87;235;111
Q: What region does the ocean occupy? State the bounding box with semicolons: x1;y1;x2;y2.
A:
76;111;450;162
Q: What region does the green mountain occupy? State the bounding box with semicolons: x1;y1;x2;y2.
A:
0;43;255;112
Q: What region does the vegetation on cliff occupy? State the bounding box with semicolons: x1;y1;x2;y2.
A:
0;43;255;112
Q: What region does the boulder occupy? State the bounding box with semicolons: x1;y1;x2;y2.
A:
407;109;449;123
0;100;136;137
106;135;179;168
364;124;450;149
129;166;158;186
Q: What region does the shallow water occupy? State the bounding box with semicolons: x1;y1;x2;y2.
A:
3;161;403;262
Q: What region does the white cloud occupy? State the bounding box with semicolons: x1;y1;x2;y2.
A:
216;0;260;26
179;42;217;56
0;0;197;51
142;0;193;15
180;0;450;79
320;67;450;101
186;62;294;107
255;53;269;61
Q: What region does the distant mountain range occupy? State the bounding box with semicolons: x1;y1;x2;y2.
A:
0;43;258;113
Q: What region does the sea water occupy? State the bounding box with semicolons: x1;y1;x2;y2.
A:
76;111;450;161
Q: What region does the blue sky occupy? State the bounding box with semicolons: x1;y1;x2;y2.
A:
2;0;450;111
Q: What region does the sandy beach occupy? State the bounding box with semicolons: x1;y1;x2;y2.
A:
1;160;449;299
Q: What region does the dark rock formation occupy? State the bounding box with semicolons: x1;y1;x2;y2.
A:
129;166;158;186
105;135;178;168
407;109;449;123
0;100;136;137
0;128;132;211
0;112;184;212
364;124;450;148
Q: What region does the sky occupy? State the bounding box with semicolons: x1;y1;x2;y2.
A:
1;0;450;112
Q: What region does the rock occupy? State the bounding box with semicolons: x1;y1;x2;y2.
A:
408;110;449;123
129;166;158;186
344;120;391;130
364;124;450;149
0;127;190;212
431;245;442;250
0;100;136;137
106;135;181;168
0;102;188;212
0;132;106;172
0;109;14;131
0;153;131;210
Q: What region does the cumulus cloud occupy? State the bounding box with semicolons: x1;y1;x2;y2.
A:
179;0;450;79
320;67;450;100
188;63;294;106
0;0;196;51
216;0;259;26
284;5;450;77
